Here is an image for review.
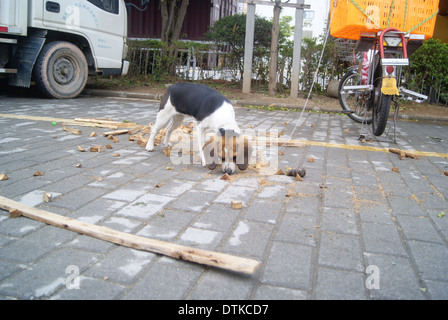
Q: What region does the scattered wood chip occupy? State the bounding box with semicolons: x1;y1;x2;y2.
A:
275;169;285;175
77;145;87;152
392;167;399;173
90;145;105;152
220;173;230;180
106;144;113;149
0;174;9;181
90;132;97;137
62;125;81;135
231;201;243;209
33;170;44;176
75;163;82;168
128;125;145;135
164;146;172;157
166;166;173;170
112;136;119;143
113;153;120;157
307;156;315;163
443;171;448;176
43;192;52;203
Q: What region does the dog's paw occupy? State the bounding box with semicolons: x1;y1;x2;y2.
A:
145;142;154;152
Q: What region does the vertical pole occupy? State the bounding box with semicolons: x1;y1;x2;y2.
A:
242;3;256;94
268;1;281;96
290;0;305;98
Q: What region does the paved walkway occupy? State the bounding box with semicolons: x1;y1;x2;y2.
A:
0;91;447;300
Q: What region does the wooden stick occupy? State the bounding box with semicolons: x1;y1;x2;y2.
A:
62;125;81;135
74;118;137;128
389;148;421;159
0;196;260;275
102;129;129;137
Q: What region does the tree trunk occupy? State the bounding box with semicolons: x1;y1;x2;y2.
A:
160;0;190;76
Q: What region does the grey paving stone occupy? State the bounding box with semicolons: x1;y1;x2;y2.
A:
223;220;273;258
244;198;283;223
116;193;175;219
275;212;318;246
51;276;126;300
124;262;202;299
318;232;364;272
396;215;445;244
1;95;447;300
407;240;448;282
193;203;239;232
188;269;254;299
0;248;98;299
169;189;216;212
137;209;196;241
214;185;257;207
362;222;407;256
253;284;307;300
321;207;358;235
0;225;76;263
314;267;366;300
364;253;426;299
261;241;313;290
85;247;155;284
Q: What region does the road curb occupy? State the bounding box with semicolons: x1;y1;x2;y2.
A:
83;88;448;123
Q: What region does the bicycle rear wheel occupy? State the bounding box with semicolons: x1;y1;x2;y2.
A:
338;69;373;124
372;79;392;136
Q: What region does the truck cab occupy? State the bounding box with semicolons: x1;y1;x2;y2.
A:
0;0;129;99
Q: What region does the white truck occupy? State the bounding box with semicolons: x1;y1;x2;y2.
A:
0;0;129;98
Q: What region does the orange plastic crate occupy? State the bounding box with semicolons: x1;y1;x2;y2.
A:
330;0;440;40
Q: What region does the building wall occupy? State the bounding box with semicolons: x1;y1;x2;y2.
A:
126;0;238;40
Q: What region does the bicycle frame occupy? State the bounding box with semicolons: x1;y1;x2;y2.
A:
338;28;428;137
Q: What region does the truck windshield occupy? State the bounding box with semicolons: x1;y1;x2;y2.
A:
88;0;119;14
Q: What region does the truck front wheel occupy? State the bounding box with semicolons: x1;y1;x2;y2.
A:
34;41;88;99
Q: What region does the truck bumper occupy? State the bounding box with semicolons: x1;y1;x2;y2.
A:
121;60;129;76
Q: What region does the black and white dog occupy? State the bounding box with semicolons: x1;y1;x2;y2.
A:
145;83;250;174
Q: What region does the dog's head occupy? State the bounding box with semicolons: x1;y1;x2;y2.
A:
203;129;251;175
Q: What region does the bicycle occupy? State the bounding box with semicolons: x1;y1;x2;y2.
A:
338;27;429;137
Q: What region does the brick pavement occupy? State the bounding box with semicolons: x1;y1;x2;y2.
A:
0;92;447;300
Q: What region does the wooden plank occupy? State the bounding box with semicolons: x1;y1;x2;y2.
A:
0;196;260;275
102;129;129;136
74;118;137;128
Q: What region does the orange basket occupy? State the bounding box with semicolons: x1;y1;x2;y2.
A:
330;0;440;40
